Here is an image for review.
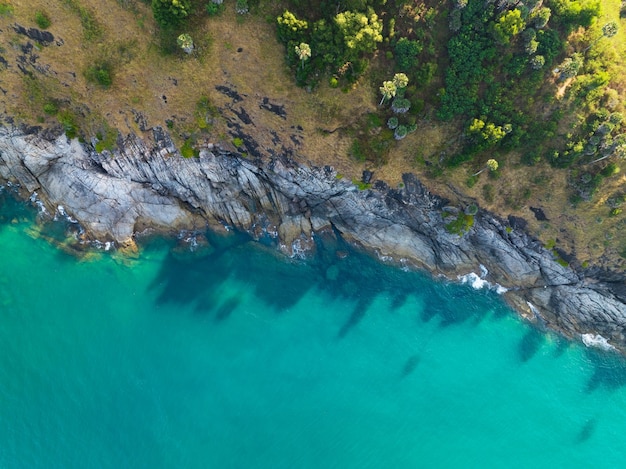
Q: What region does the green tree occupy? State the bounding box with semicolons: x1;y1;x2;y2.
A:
529;54;545;69
152;0;191;27
334;9;383;55
295;42;311;68
177;33;194;54
529;7;551;28
392;72;409;89
473;158;499;176
557;53;583;80
493;9;525;45
585;21;618;52
379;80;396;105
394;38;422;71
277;10;308;43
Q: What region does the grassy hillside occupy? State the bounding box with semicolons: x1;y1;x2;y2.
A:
1;0;626;270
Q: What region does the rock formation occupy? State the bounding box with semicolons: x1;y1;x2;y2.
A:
1;124;626;350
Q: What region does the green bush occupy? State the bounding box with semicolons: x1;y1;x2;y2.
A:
57;110;79;139
35;11;52;29
85;63;113;88
43;102;58;115
152;0;191;27
206;1;224;16
445;213;475;235
181;138;198;157
0;1;13;16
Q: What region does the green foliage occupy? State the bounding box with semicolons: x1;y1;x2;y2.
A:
152;0;191;28
34;11;52;29
60;0;103;41
85;62;113;88
277;10;308;43
352;178;372;190
609;208;622;217
334;9;383;53
232;137;244;148
181;138;198;157
235;0;249;15
445;213;475;235
482;184;494;202
206;2;224;16
276;6;383;87
548;0;601;31
492;9;525;45
394;37;422;71
43;102;58;115
57;110;79;139
0;1;13;16
94;125;118;152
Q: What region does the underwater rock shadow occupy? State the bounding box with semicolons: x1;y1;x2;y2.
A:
419;283;491;328
518;328;544;363
148;231;318;317
400;354;421;379
575;418;597;444
584;349;626;394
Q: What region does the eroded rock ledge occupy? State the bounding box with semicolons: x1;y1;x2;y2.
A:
1;124;626;351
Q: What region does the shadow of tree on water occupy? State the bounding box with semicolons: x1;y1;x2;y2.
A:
575;418;597;444
147;227;509;340
584;349;626;393
518;328;545;363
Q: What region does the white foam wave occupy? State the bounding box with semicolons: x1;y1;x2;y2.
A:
582;333;616;351
56;205;78;223
458;265;508;294
29;192;48;215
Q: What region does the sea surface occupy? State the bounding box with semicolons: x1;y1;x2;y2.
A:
2;187;626;468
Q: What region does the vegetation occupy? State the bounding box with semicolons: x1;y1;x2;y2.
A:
3;0;626;266
34;10;51;29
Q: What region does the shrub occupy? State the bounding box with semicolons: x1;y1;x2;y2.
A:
57;110;79;139
43;102;58;115
85;62;113;88
35;10;51;29
0;1;13;16
235;0;249;14
394;125;408;140
394;37;422;71
152;0;191;27
387;117;398;129
206;1;223;16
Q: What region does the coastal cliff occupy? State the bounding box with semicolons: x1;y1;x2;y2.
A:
1;124;626;350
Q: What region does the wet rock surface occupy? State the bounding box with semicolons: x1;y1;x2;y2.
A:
1;125;626;350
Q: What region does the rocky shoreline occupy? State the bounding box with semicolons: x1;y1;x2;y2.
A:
1;124;626;352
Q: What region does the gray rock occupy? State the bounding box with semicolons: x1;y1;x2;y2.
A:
2;125;626;350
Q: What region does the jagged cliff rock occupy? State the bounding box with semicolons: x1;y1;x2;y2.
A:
1;125;626;350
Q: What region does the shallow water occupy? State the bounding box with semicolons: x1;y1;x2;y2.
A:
2;189;626;468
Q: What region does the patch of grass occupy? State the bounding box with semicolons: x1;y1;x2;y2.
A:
195;96;218;130
0;1;13;16
60;0;103;41
94;124;118;152
43;102;58;115
180;138;198;158
34;10;52;29
445;213;474;235
57;110;79;139
352;178;372;190
232;137;244;148
85;62;113;88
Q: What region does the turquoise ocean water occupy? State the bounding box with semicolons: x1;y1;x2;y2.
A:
2;188;626;468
